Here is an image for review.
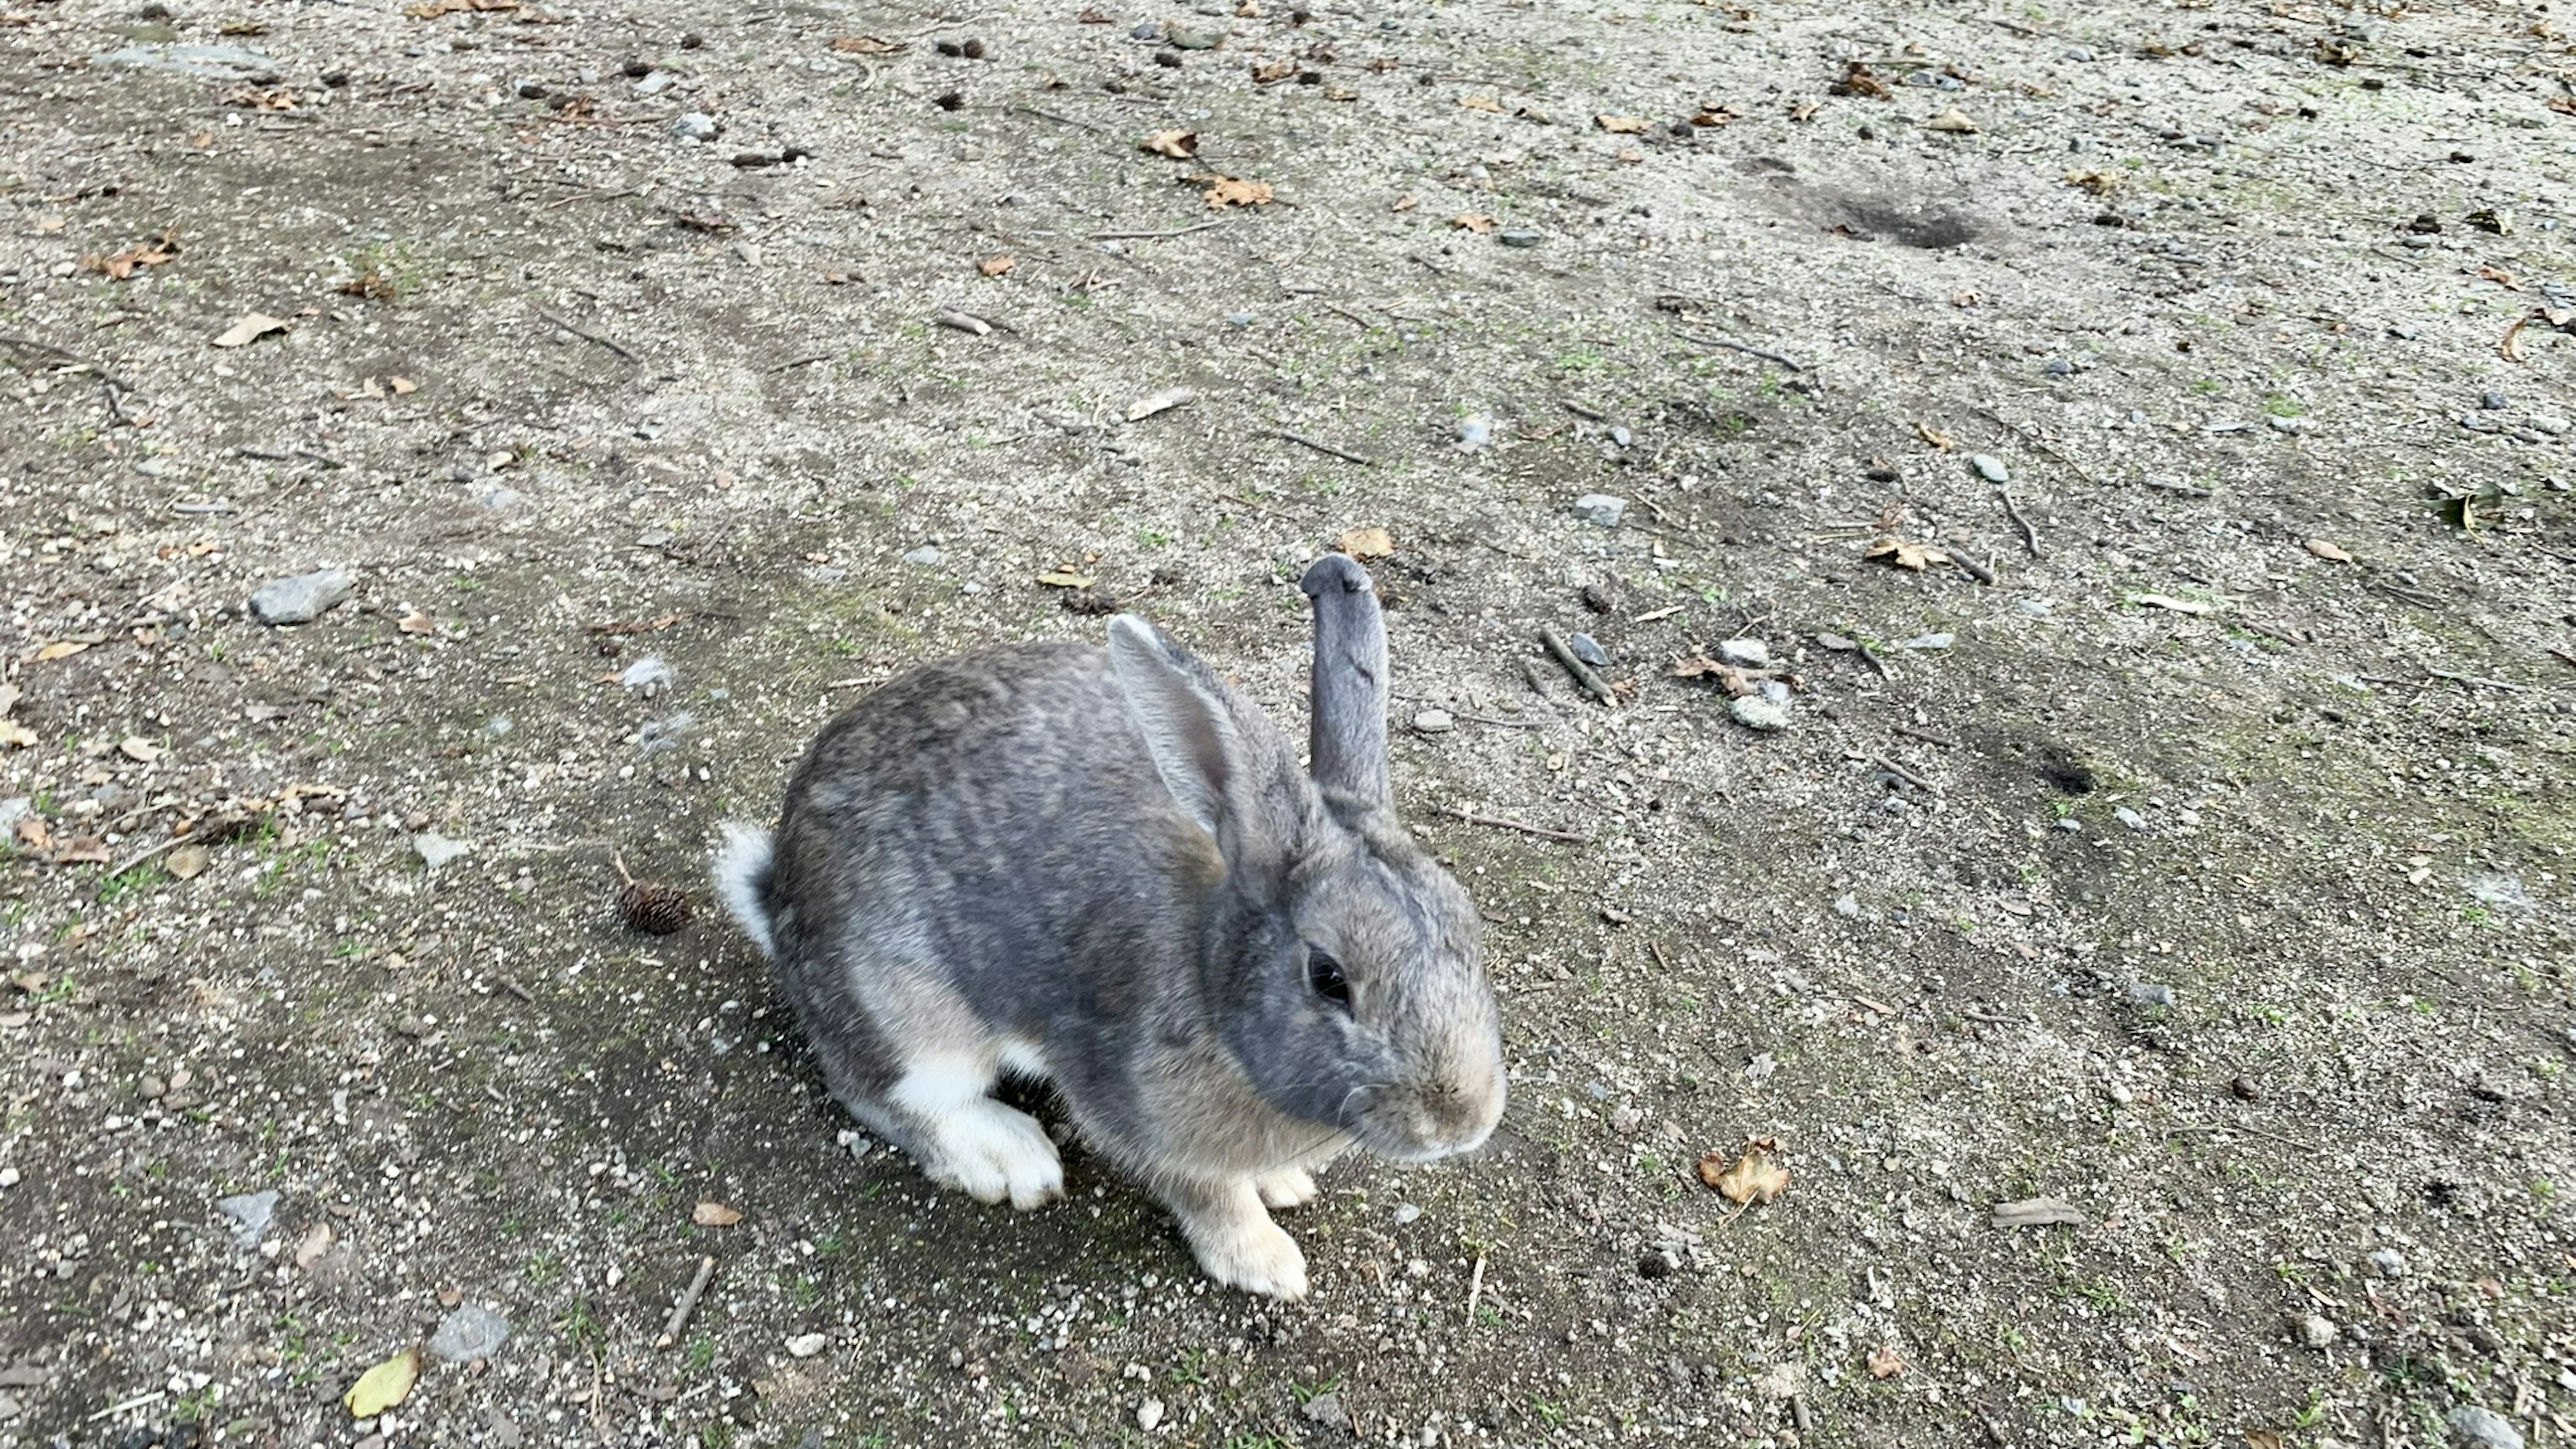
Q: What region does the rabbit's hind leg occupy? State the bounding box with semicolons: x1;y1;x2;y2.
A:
886;1046;1065;1212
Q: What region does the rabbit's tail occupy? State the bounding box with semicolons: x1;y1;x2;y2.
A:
712;822;777;957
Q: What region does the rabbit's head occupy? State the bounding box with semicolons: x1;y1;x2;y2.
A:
1106;556;1505;1165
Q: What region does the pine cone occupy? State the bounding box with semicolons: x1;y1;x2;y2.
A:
619;880;693;935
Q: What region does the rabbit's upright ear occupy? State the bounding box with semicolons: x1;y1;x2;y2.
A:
1298;553;1389;806
1108;614;1247;841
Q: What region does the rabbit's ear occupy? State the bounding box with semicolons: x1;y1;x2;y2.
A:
1299;553;1389;805
1108;614;1245;839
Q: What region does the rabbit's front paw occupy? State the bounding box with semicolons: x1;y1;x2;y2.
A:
1253;1167;1318;1210
922;1100;1065;1212
1191;1212;1309;1300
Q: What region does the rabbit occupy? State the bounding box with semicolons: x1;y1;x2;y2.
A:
712;554;1504;1299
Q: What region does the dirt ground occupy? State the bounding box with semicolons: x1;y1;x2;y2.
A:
3;0;2575;1443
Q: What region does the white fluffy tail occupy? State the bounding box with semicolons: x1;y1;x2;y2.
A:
712;822;777;957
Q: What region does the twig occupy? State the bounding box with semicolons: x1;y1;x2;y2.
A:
1012;104;1108;134
1538;630;1617;706
2139;476;2210;499
1455;713;1546;729
1949;547;1996;585
1676;331;1805;372
1465;1254;1487;1321
498;976;537;1003
1269;431;1375;467
1856;645;1894;683
1892;724;1957;749
172;500;235;515
2548;646;2576;672
2424;667;2527;692
1088;220;1225;241
85;1390;168;1424
1997;488;2041;557
1216;490;1299;521
659;1254;718;1348
1868;755;1942;797
100;835;189;886
536;308;639;362
1974;405;2099;484
1442;808;1590;845
768;352;835;373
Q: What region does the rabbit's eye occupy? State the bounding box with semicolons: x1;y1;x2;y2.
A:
1305;947;1352;1009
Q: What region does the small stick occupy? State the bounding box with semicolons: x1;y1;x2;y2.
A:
2425;667;2527;692
1998;488;2041;557
1465;1254;1487;1320
1974;405;2098;484
1269;431;1375;467
768;352;834;373
1892;724;1957;749
1454;713;1546;729
100;834;189;885
2548;646;2576;672
1216;491;1299;521
1856;645;1894;683
1538;630;1617;706
536;308;639;362
498;976;537;1003
1869;755;1941;796
1677;331;1805;372
86;1390;168;1424
1442;808;1590;845
2139;476;2211;499
1087;220;1225;241
1949;547;1997;585
1012;104;1108;135
659;1254;718;1348
172;501;235;515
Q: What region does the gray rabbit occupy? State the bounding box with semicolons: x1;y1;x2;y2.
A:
712;555;1504;1298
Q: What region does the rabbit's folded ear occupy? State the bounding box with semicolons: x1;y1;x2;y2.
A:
1298;553;1389;805
1108;614;1250;841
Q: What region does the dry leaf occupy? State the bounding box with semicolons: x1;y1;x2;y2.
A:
1788;100;1819;121
221;84;300;111
1391;193;1418;213
396;611;436;635
1594;113;1648;133
2129;593;2214;615
1912;421;1957;451
293;1220;335;1269
1865;538;1952;571
343;1346;422;1418
35;640;92;662
1668;655;1725;679
1250;58;1298;84
1699;1139;1790;1205
1335;527;1394;561
390;376;417;395
1831;60;1891;99
1949;288;1982;307
1035;570;1096;588
0;722;32;749
1924;107;1979;133
166;843;211;880
977;254;1015;277
1867;1344;1906;1379
1452;213;1497;234
692;1200;744;1227
119;736;163;763
1690;105;1743;126
828;34;906;52
2303;539;2352;562
81;226;179;280
1200;174;1274;209
2063;169;2121;193
1124;385;1197;421
1139;129;1199;158
213;313;288;349
1458;95;1504;113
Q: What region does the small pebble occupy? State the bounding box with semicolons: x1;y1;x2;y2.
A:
1731;696;1790;732
1899;633;1953;651
1607;425;1631;448
1833;894;1860;918
1410;708;1454;734
2055;816;2082;832
413;833;471;869
1568;633;1611;667
1301;1393;1352;1432
2113;806;2147;831
1968;453;2010;483
1570;494;1627;527
2229;1075;2262;1100
2041;358;2074;377
2128;981;2178;1010
1637;1250;1676;1279
1455;413;1495;451
248;570;355;626
786;1332;828;1358
2479;391;2508;411
0;1166;19;1189
1136;1398;1166;1433
671;111;719;142
2366;1247;2408;1279
1392;1202;1421;1224
217;1189;278;1247
429;1304;513;1364
1715;637;1769;669
1497;229;1544;247
2292;1313;2339;1350
902;545;943;567
2446;1406;2525;1449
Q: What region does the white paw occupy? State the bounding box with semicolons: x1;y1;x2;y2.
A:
922;1101;1064;1211
1253;1167;1318;1210
1191;1213;1309;1301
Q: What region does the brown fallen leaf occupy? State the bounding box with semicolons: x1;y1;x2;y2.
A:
1335;527;1395;561
2476;264;2519;290
1458;94;1504;113
166;843;211;880
221;84;301;111
1788;100;1819;121
1867;1344;1907;1379
1924;106;1979;134
1035;570;1096;588
1200;174;1274;209
2303;539;2353;563
1701;1138;1790;1206
2063;169;2121;194
213;313;288;349
692;1200;744;1227
1912;420;1957;451
828;34;906;52
0;721;31;750
1690;105;1743;126
1452;213;1497;234
1668;655;1725;679
1830;60;1891;99
1391;193;1418;213
294;1220;336;1269
81;226;180;280
389;375;418;395
1139;129;1199;158
405;0;513;15
1250;57;1298;84
1949;288;1982;307
119;736;163;763
977;254;1015;277
15;817;52;852
35;640;93;662
2551;94;2576;117
54;837;110;865
1594;113;1648;133
396;610;437;635
1865;538;1953;572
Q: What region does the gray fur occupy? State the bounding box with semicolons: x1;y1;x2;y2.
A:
1299;553;1390;806
718;564;1503;1296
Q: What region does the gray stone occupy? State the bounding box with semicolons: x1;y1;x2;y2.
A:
2291;1313;2338;1349
1454;413;1494;451
2367;1247;2408;1278
620;656;676;698
1899;633;1954;651
1570;494;1627;527
1391;1202;1421;1224
1968;453;2010;483
1302;1392;1352;1433
1833;893;1860;918
1715;637;1769;668
429;1303;513;1364
1166;25;1220;48
2448;1406;2526;1449
217;1189;278;1246
1409;709;1454;734
1730;696;1790;732
671;111;719;141
2113;806;2147;831
1608;425;1631;448
2055;816;2082;832
248;570;354;626
0;798;29;835
97;43;279;82
1568;633;1610;667
412;833;470;869
1497;229;1544;247
2128;981;2178;1010
633;70;673;96
902;545;943;567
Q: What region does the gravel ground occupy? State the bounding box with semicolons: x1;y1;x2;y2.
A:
3;0;2575;1445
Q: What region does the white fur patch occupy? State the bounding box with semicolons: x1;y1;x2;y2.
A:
996;1034;1050;1081
1181;1187;1309;1300
892;1053;1063;1211
710;822;775;957
1252;1167;1318;1210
